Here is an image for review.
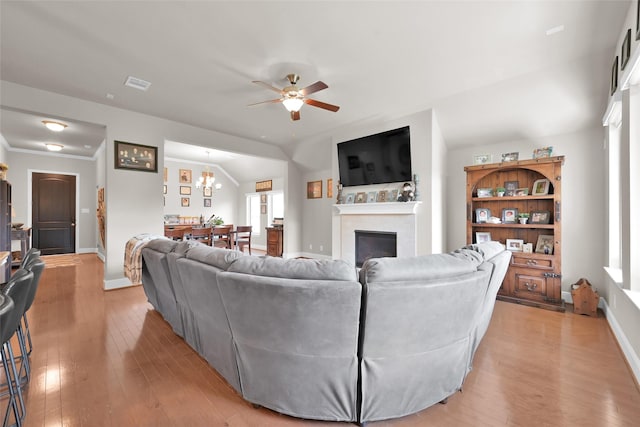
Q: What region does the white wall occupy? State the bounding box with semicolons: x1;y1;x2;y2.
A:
446;126;606;293
300;169;333;258
236;176;285;250
7;150;98;253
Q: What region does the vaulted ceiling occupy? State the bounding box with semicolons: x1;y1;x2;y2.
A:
0;1;629;169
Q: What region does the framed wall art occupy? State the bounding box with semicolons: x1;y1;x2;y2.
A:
164;167;168;182
621;29;631;70
355;192;366;203
327;178;333;198
475;232;492;243
307;180;322;199
345;193;355;204
163;185;167;195
179;169;192;184
367;191;377;203
532;147;553;159
181;197;190;207
114;140;158;172
501;152;519;162
204;198;211;207
475;208;490;223
473;154;492;165
377;190;388;203
535;235;554;255
611;56;618;95
256;179;272;192
530;210;551;224
204;186;212;197
260;193;267;204
180;186;191;195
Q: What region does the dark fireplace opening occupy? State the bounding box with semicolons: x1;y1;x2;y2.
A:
355;230;397;268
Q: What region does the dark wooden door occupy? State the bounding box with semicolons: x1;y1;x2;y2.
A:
32;173;76;255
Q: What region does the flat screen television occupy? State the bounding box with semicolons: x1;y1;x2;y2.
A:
337;126;412;187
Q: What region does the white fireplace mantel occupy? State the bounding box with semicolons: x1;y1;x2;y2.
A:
333;201;422;216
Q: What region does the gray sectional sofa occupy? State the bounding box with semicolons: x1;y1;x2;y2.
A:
141;240;510;424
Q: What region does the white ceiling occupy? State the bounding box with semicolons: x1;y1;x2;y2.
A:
0;1;630;166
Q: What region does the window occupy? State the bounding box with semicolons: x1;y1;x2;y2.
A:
246;194;261;236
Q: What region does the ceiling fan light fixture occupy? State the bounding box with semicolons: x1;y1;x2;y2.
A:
42;120;67;132
46;143;64;152
282;97;304;112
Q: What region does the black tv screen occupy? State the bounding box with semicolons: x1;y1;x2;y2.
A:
337;126;412;187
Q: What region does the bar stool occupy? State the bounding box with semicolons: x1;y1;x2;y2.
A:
21;255;45;357
1;269;34;427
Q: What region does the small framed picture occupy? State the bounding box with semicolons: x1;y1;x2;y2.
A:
307;180;322;199
367;191;377;203
611;56;618;95
345;193;355;204
501;152;519;162
390;189;399;202
530;210;551;224
204;186;212;197
260;193;267;203
181;197;190;207
163;167;168;182
622;29;631;70
504;180;518;197
261;204;267;214
532;179;550;196
473;154;492;165
355;192;367;203
535;235;554;255
515;188;529;196
477;188;493;198
533;147;553;159
179;186;191;195
475;208;491;223
637;0;640;41
327;178;333;198
377;190;388;203
501;208;519;223
506;239;524;251
163;184;167;194
522;243;533;253
179;169;192;183
476;232;492;243
204;198;211;207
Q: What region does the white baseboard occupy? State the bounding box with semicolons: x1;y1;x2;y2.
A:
96;252;105;263
77;247;97;254
562;291;640;385
103;277;137;291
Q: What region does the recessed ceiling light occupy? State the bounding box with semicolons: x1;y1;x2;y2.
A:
546;25;565;36
42;120;67;132
46;143;63;152
124;75;152;91
84;145;92;149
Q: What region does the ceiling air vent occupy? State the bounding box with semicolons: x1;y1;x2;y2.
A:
124;76;152;91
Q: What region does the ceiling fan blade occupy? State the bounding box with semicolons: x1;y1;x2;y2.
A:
248;98;282;107
304;98;340;112
252;80;284;94
291;111;301;121
299;81;328;96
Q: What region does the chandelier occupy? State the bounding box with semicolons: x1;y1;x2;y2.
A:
196;151;215;190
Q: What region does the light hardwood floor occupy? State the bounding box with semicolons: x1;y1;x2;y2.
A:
5;254;640;426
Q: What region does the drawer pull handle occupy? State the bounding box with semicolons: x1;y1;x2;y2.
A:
523;282;538;292
527;259;538;266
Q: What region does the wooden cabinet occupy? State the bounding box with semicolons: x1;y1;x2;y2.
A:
0;181;11;281
465;157;564;311
265;227;283;257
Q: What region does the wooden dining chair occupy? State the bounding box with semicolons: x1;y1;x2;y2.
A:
190;227;213;246
164;228;184;241
213;226;232;249
235;225;252;254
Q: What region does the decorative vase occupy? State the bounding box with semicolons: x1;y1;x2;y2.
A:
519;218;528;224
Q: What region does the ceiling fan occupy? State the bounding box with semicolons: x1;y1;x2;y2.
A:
249;74;340;121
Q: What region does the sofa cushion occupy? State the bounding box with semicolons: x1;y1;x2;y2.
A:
144;238;178;253
360;249;484;283
175;239;204;255
227;256;357;281
185;245;243;270
462;241;506;262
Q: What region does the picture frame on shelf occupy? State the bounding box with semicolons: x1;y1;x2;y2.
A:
515;188;529;196
504;180;518;196
475;208;491;223
367;191;377;203
179;168;192;183
345;193;355;204
506;239;524;251
355;192;367;203
501;208;519;223
473;154;492;165
501;152;519;162
530;210;551;224
522;243;533;253
204;198;211;207
532;178;550;195
477;188;493;198
377;190;388;203
622;29;631;70
179;186;191;195
533;146;553;159
475;232;492;243
535;235;554;254
114;140;158;173
390;189;398;202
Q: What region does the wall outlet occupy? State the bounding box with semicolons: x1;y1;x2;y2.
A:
319;245;323;252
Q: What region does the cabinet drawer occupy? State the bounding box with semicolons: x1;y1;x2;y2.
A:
513;273;547;300
267;243;279;255
511;255;553;270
